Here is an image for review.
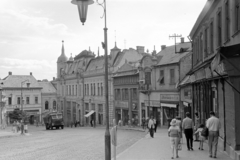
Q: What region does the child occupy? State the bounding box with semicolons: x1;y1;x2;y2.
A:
194;124;205;150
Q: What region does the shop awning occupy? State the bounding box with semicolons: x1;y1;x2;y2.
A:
161;103;176;108
84;110;95;117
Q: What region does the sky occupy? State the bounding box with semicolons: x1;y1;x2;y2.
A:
0;0;207;81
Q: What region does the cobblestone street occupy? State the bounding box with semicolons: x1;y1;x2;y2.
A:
0;126;146;160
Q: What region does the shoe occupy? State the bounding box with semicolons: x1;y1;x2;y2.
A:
188;149;190;151
201;148;204;150
198;147;200;150
171;157;174;159
190;148;194;151
209;155;212;158
176;155;179;158
213;156;216;158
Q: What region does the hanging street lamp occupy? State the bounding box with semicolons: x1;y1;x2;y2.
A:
71;0;111;159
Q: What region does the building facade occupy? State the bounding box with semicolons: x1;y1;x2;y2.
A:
113;60;140;126
189;1;240;159
1;72;43;124
138;40;191;127
55;41;144;127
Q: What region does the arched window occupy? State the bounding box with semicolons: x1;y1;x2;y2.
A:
45;101;49;110
53;101;56;110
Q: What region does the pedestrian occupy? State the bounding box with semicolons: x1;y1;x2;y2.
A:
148;116;155;138
206;111;221;158
194;124;205;150
194;112;200;141
153;117;157;133
182;112;194;151
175;116;183;143
90;119;93;127
142;117;145;130
168;119;181;159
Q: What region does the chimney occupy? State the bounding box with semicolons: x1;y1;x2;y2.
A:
181;37;184;43
161;45;166;51
136;46;145;54
30;72;32;76
8;72;12;75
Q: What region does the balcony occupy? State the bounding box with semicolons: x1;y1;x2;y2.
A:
139;84;151;94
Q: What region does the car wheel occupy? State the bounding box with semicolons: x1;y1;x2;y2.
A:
61;126;64;129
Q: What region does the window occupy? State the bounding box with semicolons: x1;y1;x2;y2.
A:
170;69;175;84
200;33;203;61
66;86;68;95
204;27;208;57
145;72;151;84
132;88;137;100
17;97;20;105
75;85;77;96
225;0;230;41
122;89;129;100
97;83;100;96
84;84;87;95
69;85;71;95
35;97;38;104
53;101;56;110
159;70;164;85
210;21;214;53
101;83;103;96
217;10;222;47
87;84;89;96
8;97;12;105
45;101;49;110
72;85;74;96
93;83;95;96
235;1;240;32
115;89;121;100
26;97;30;104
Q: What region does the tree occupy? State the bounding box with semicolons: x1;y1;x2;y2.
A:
8;108;28;122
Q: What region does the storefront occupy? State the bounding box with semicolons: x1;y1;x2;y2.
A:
114;101;129;126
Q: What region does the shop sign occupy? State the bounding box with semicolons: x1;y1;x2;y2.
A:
195;68;205;81
114;101;128;109
132;102;138;110
184;88;192;100
205;67;212;79
183;102;189;107
144;100;160;107
212;62;227;77
160;94;179;101
190;75;195;83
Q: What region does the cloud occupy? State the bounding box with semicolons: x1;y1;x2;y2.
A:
0;58;56;70
0;8;74;44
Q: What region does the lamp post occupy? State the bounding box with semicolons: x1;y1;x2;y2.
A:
21;80;30;134
71;0;111;159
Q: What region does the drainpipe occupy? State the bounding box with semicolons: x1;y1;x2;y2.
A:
221;79;226;151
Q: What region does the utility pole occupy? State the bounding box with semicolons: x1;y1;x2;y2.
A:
169;34;182;53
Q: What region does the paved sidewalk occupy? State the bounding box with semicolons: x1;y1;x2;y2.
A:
116;128;232;160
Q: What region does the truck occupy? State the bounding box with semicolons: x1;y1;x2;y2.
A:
43;111;64;130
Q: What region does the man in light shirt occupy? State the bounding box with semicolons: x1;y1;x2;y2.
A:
182;112;194;151
206;111;221;158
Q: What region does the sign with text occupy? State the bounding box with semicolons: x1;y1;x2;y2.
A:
160;94;179;102
144;100;160;107
114;101;128;109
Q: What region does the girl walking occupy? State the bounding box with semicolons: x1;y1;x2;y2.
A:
168;119;181;159
194;124;205;150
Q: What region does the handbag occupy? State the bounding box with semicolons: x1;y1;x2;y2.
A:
201;127;209;137
178;143;182;150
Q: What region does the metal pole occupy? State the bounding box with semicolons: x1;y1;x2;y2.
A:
104;1;111;159
0;89;2;128
21;82;24;134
